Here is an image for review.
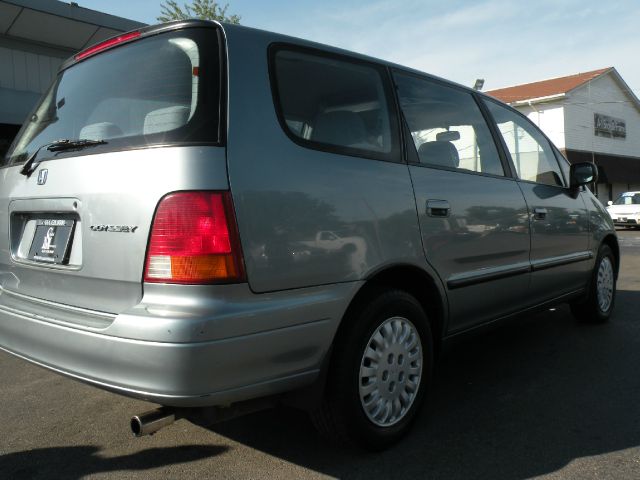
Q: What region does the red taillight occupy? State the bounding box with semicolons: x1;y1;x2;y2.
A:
75;31;141;61
144;192;245;284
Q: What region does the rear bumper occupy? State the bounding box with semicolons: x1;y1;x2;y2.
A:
0;283;357;407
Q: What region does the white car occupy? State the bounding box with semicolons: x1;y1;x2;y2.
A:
607;192;640;228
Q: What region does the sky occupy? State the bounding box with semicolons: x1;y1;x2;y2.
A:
75;0;640;94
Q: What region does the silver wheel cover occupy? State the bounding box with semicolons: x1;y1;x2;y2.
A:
596;256;614;313
359;316;423;427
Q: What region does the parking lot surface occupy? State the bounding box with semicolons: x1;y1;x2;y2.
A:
1;229;640;480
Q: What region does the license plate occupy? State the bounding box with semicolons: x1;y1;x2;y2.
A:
28;219;75;264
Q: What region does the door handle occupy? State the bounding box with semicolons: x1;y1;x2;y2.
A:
533;207;548;220
426;199;450;217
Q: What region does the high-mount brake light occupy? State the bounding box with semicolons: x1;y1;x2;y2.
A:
144;192;246;284
75;31;141;61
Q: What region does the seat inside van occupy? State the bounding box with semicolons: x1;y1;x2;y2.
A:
418;141;460;169
79;122;124;141
144;106;191;135
312;110;371;149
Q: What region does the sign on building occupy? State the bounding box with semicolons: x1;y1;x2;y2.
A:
594;113;626;139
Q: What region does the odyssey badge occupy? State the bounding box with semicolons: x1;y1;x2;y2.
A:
90;225;139;233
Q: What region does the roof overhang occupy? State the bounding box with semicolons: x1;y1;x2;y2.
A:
565;149;640;184
510;93;566;107
0;0;146;52
501;68;640;115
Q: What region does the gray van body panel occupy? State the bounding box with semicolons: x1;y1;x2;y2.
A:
0;146;229;314
518;181;592;303
409;167;531;332
223;26;428;294
0;21;617;408
584;190;617;247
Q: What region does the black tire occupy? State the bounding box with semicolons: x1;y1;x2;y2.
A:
312;288;433;451
570;244;616;323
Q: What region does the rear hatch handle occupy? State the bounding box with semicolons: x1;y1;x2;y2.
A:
20;139;107;177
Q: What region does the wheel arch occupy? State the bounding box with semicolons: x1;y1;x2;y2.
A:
332;264;448;364
363;265;446;350
601;234;620;278
285;264;447;411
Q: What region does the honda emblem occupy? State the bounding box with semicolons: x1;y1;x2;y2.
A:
37;169;48;185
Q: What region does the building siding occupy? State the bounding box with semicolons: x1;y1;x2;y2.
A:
563;74;640;156
519;103;566;150
0;45;64;95
0;42;65;124
501;70;640;204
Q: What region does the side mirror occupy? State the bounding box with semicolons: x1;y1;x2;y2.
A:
570;162;598;189
607;200;613;206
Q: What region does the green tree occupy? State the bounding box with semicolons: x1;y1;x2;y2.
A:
157;0;241;24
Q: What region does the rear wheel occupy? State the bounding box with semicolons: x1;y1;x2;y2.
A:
571;244;616;323
312;289;433;451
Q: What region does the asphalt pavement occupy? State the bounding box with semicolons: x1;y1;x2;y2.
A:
1;230;640;479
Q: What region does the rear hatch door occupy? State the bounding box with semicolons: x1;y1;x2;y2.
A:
0;23;225;314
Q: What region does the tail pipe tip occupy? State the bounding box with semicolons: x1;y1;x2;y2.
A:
130;408;176;437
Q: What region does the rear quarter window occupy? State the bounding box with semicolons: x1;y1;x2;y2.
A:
270;46;400;162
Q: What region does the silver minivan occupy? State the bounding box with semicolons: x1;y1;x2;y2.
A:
0;20;618;450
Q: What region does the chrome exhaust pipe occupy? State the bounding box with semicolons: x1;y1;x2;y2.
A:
131;395;280;437
130;407;176;437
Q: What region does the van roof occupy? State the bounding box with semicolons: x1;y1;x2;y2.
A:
221;21;484;97
65;19;489;102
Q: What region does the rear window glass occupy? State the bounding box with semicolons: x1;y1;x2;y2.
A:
4;27;221;166
271;48;399;162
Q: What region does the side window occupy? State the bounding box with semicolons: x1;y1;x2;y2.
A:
271;48;398;160
393;72;505;176
484;99;564;187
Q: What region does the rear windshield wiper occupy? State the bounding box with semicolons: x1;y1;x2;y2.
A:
19;138;107;177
